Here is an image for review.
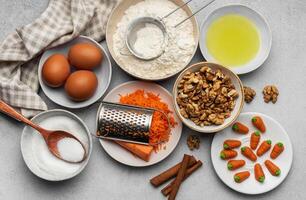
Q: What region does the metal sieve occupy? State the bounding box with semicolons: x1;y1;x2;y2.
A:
125;0;216;60
125;17;167;60
96;101;170;145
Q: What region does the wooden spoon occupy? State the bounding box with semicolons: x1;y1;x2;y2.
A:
0;100;87;163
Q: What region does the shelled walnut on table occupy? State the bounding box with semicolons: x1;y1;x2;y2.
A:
263;85;279;103
243;86;256;103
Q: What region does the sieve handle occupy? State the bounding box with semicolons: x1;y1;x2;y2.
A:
161;0;193;20
174;0;216;28
160;0;216;28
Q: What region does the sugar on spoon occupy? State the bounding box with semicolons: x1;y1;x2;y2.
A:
0;100;87;163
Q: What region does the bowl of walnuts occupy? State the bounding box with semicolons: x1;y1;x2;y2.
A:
173;62;244;133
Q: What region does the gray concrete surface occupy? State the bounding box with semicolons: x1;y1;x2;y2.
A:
0;0;305;199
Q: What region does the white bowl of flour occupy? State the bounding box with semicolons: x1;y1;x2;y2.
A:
106;0;199;80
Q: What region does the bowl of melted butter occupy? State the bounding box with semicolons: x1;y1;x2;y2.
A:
200;4;272;74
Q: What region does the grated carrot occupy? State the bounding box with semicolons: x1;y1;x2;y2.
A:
119;90;176;151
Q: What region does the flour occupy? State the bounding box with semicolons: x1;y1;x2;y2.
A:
113;0;196;79
133;23;164;59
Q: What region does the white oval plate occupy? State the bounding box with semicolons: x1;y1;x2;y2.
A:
97;81;182;167
21;109;92;181
211;112;293;194
38;36;112;108
200;4;272;74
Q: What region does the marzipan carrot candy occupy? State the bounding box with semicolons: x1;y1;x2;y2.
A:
241;146;257;161
220;150;237;160
257;140;272;157
227;160;246;170
252;116;266;133
254;163;265;183
250;131;261;150
234;171;250;183
264;160;281;176
232;122;249;134
270;142;284;159
223;139;241;150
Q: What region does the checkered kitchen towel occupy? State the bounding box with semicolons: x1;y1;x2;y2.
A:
0;0;118;117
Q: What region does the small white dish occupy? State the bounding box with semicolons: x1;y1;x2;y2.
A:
211;112;293;195
173;62;244;133
38;35;112;108
21;109;92;181
199;4;272;74
96;81;182;167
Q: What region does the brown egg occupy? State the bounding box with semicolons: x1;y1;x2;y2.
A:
68;43;103;70
64;70;98;101
42;54;70;87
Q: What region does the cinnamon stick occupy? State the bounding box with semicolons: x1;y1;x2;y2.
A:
168;154;191;200
150;155;196;187
162;160;203;196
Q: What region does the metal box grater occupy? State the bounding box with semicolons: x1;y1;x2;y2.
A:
96;101;155;145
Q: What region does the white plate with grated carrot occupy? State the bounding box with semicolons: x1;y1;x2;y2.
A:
96;81;182;167
211;112;293;194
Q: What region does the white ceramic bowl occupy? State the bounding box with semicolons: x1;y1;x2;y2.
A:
96;81;182;167
38;36;112;108
199;4;272;74
106;0;199;80
173;62;244;133
21;109;92;181
211;112;293;194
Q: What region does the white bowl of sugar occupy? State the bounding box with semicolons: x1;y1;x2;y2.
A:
21;109;92;181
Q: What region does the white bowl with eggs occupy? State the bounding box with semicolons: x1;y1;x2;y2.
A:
38;36;112;108
199;4;272;74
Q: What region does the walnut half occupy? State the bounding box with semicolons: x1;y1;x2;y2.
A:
187;135;200;150
243;86;256;103
263;85;279;103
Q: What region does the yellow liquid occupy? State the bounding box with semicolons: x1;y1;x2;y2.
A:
206;14;260;67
